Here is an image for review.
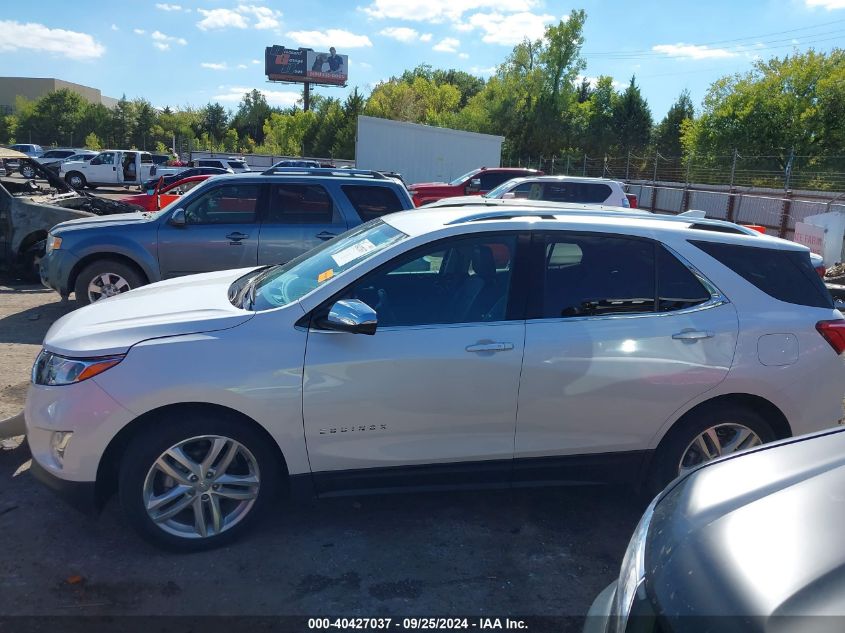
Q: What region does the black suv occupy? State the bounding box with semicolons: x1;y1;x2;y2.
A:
40;168;415;305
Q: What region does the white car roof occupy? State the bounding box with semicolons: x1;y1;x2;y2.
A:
382;205;808;252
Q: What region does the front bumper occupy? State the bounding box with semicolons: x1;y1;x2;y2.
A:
39;248;79;296
29;457;98;515
583;582;616;633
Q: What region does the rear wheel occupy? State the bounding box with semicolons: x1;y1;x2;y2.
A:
20;163;36;179
118;411;281;551
649;402;777;495
73;259;145;305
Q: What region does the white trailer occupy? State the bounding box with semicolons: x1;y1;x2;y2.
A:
355;116;504;185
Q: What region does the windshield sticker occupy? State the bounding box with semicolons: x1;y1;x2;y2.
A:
317;269;334;283
331;239;377;267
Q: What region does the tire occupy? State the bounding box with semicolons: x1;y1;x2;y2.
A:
648;402;778;495
18;241;46;283
118;410;281;551
20;163;35;179
65;171;86;189
73;258;145;305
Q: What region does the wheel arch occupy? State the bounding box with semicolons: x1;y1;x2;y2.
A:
68;252;150;296
95;402;290;508
15;229;48;260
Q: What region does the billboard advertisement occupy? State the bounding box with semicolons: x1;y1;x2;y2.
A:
265;45;348;86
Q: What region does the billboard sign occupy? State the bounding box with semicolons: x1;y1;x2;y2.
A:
794;221;826;255
265;45;348;86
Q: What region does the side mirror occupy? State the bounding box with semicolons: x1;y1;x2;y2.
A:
168;208;187;227
318;299;377;335
466;177;482;194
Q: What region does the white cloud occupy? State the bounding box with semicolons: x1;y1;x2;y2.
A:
111;24;119;31
805;0;845;8
463;11;554;45
361;0;540;23
0;21;105;60
196;5;281;30
214;86;300;107
197;8;248;30
251;59;261;64
380;26;420;42
458;52;469;59
574;75;623;90
652;43;737;59
420;32;433;42
433;37;460;52
155;3;183;10
201;62;228;70
133;28;146;34
150;30;187;50
357;61;373;69
470;65;496;76
237;63;248;68
287;28;373;48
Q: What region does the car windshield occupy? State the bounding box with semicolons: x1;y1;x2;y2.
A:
484;179;524;198
448;169;479;186
234;219;408;311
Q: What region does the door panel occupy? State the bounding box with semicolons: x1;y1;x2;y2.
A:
516;304;738;457
157;183;260;277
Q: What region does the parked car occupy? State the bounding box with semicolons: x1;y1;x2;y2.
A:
585;426;845;633
4;143;43;170
272;159;322;168
120;175;212;211
190;156;250;172
19;148;81;178
140;167;231;193
43;151;99;176
422;197;644;214
39;169;414;304
28;206;844;550
59;150;181;189
407;167;541;206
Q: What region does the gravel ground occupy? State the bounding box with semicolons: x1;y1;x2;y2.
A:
0;281;643;621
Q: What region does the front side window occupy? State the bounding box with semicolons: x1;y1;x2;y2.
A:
183;184;259;225
479;172;513;191
541;235;655;318
342;234;518;327
266;184;336;224
342;185;404;221
91;152;115;165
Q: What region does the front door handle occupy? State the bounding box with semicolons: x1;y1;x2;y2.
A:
672;330;714;341
316;231;337;241
466;342;514;353
226;232;249;241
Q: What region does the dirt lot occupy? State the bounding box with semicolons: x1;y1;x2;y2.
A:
0;280;643;622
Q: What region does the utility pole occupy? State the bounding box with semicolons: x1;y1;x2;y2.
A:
784;148;795;191
729;148;739;188
582;153;587;176
303;81;311;111
625;151;631;180
652;150;659;186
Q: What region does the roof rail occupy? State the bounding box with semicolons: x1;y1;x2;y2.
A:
444;207;758;233
261;166;387;179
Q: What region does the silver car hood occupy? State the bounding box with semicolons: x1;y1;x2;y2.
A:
44;268;258;357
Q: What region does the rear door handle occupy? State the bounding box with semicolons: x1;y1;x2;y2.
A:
672;330;714;341
466;342;514;353
226;232;249;241
316;231;337;241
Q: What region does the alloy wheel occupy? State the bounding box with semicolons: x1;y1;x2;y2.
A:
87;272;131;302
142;435;261;539
678;423;762;475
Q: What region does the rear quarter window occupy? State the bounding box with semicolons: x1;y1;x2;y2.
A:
533;182;612;204
691;241;833;309
342;185;405;221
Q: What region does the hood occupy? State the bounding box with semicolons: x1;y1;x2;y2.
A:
420;195;481;207
44;267;259;357
120;193;153;206
409;182;450;190
647;428;845;618
52;212;150;233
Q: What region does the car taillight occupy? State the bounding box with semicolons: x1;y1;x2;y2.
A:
625;193;638;209
816;320;845;355
816;265;827;278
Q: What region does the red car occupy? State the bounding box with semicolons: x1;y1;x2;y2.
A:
408;167;542;207
120;175;211;211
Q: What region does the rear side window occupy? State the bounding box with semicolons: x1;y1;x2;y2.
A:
342;185;404;221
657;246;711;311
532;182;612;204
691;241;833;309
267;184;335;224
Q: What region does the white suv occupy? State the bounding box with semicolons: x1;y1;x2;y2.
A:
26;207;845;550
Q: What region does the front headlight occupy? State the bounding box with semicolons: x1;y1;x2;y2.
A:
32;350;124;386
611;497;658;633
46;234;62;253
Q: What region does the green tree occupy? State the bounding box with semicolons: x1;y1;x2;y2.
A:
201;102;229;144
232;89;272;144
132;99;158;150
111;95;136;148
654;90;694;156
28;89;85;146
84;132;103;150
261;110;317;155
612;76;652;156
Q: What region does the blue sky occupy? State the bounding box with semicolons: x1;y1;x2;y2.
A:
1;0;844;119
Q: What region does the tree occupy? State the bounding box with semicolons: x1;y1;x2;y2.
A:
579;76;618;157
84;132;103;150
111;95;136;148
232;89;271;144
27;89;85;146
132;99;158;150
201;103;229;144
261;110;317;155
654;90;694;156
612;76;652;156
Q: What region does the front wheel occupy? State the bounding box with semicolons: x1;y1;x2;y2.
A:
65;171;86;189
118;411;281;551
73;258;145;305
648;402;777;495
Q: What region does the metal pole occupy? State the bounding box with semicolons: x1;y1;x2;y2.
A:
784;148;795;191
565;155;570;175
303;82;311;111
729;148;738;188
653;150;659;185
686;153;692;185
583;153;587;176
626;152;631;180
551;155;555;175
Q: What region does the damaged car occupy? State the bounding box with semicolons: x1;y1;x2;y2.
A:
0;148;143;281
